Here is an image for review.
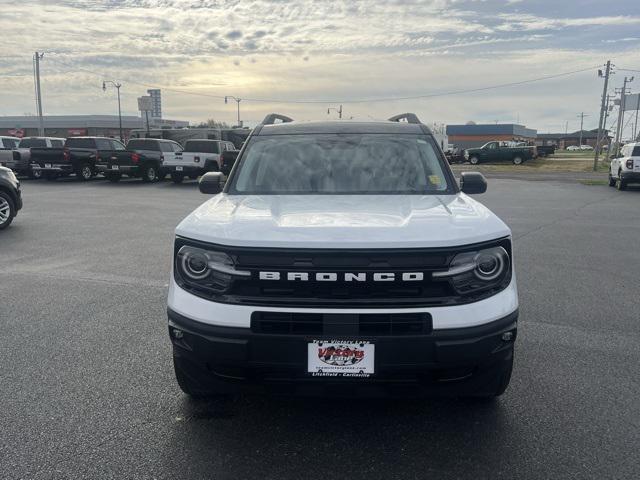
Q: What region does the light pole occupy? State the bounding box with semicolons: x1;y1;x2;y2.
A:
225;96;242;127
103;80;123;142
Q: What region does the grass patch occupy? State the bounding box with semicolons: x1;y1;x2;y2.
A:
452;156;611;173
579;179;609;186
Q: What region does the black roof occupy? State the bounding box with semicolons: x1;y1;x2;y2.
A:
257;120;428;135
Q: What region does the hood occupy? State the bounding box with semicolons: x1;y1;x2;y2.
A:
175;194;511;249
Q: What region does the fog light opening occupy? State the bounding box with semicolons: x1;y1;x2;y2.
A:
501;331;514;342
173;329;184;339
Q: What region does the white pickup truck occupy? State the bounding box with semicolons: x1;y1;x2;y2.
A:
0;136;66;178
163;139;236;183
609;142;640;190
167;113;518;400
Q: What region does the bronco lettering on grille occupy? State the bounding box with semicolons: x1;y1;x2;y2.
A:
258;272;424;282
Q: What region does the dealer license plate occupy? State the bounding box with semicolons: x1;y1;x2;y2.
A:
175;166;183;171
307;340;374;377
44;163;52;168
111;165;119;170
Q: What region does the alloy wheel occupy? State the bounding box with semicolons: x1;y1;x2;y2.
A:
0;197;10;225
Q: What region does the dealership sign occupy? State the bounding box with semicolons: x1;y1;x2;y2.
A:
8;128;24;138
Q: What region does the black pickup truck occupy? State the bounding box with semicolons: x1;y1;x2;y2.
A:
96;138;183;182
31;137;131;181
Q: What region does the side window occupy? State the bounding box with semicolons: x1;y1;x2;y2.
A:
111;140;126;151
50;139;64;148
159;142;173;153
95;138;112;150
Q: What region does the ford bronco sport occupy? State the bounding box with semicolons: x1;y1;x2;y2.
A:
167;113;518;398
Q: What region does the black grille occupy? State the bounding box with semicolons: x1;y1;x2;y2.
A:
251;312;433;336
175;237;512;308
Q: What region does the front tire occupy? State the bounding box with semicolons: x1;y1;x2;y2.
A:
616;171;626;191
469;156;479;165
512;156;523;165
29;168;42;179
173;354;225;399
608;171;616;187
0;192;15;230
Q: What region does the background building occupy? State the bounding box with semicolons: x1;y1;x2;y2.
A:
446;123;537;149
147;89;162;121
0;115;187;140
536;129;610;149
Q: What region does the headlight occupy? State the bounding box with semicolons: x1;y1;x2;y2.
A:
0;168;18;184
175;244;249;293
433;246;510;295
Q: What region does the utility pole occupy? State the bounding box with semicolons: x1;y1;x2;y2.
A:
34;52;45;136
577;112;589;146
611;76;634;159
103;80;123;142
634;91;640;140
225;96;242;127
327;105;343;119
594;61;611;170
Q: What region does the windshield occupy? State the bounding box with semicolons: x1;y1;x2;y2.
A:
19;138;47;148
185;141;219;153
228;134;451;195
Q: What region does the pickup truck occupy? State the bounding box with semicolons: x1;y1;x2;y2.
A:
32;137;130;181
609;142;640;190
167;113;518;400
3;137;66;178
163;139;235;183
464;141;536;165
220;149;240;176
96;138;182;182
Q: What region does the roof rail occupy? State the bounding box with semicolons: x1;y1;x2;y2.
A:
388;113;421;124
262;113;294;125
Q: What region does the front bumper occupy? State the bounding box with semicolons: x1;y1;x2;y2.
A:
169;307;517;397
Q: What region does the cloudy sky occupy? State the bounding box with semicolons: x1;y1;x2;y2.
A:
1;0;639;134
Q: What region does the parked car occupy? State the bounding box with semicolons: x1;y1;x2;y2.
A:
579;145;594;151
464;141;536;165
566;145;580;151
96;138;182;182
220;149;240;176
163;139;235;183
167;113;518;399
536;145;556;157
609;142;640;190
0;165;22;230
4;137;66;178
31;137;130;181
0;136;22;169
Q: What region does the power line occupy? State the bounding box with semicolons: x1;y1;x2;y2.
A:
45;56;600;105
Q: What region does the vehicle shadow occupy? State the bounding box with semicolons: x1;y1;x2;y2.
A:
158;393;520;478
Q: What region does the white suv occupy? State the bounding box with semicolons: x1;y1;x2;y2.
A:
167;113;519;399
609;142;640;190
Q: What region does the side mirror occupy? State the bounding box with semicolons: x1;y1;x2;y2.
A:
460;172;487;194
199;172;223;194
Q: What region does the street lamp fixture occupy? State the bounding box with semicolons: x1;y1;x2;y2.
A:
103;80;123;143
225;96;242;127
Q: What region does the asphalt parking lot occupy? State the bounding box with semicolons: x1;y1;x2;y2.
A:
1;176;639;479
